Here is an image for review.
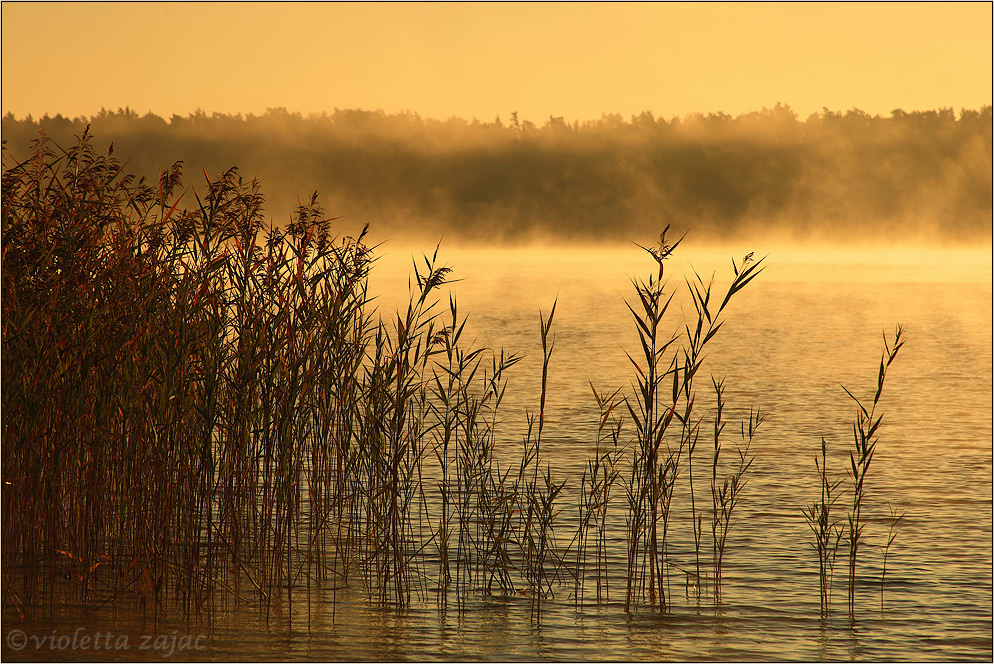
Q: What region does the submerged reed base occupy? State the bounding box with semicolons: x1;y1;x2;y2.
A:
2;133;905;629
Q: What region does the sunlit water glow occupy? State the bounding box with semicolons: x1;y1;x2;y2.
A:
4;244;991;661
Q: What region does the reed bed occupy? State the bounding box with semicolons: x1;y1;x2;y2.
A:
2;132;906;627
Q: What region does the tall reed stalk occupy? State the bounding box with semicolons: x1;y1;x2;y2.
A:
803;436;845;616
680;251;763;600
516;302;567;615
574;383;624;606
843;326;905;617
623;231;680;613
709;378;763;601
623;231;764;612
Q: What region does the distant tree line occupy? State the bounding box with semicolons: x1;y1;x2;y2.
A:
3;105;991;244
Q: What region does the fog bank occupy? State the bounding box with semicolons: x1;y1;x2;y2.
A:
3;105;991;247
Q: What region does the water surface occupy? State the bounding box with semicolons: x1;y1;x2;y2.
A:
4;244;991;661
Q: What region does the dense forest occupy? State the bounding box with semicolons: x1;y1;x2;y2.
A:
3;105;991;244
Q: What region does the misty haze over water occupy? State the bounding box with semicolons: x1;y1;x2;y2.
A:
3;105;991;247
1;101;991;661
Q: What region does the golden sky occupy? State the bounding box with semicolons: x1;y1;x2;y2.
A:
2;2;991;122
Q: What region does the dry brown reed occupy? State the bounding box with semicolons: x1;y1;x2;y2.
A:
4;131;906;628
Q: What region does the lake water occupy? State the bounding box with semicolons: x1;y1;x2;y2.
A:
3;243;991;661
